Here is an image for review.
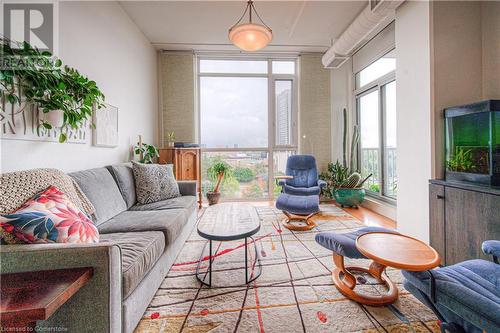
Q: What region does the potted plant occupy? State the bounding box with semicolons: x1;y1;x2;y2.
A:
1;38;105;143
134;141;159;164
166;131;175;147
206;161;231;205
333;171;372;208
321;108;372;208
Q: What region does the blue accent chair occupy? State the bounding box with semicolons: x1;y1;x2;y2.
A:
277;155;327;196
275;155;326;231
402;240;500;333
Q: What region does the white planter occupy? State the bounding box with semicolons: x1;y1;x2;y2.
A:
40;109;64;128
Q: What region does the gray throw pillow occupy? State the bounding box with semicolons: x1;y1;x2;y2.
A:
131;161;180;204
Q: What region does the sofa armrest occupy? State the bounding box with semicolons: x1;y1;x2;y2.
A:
177;180;197;196
482;240;500;263
0;243;122;332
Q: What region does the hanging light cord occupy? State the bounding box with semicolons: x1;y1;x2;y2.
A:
230;0;272;31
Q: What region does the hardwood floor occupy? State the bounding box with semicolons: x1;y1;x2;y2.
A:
336;203;396;229
204;200;397;230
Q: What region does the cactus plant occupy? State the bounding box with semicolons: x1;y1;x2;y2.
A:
341;172;362;188
342;108;348;168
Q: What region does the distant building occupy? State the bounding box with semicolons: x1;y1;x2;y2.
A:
276;89;291;145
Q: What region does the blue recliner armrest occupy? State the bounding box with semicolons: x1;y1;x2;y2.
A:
482;240;500;263
318;179;327;188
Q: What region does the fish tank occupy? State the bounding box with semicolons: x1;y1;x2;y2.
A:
445;100;500;186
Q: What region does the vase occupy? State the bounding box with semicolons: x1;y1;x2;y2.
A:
167;141;175;147
206;191;221;205
333;188;366;208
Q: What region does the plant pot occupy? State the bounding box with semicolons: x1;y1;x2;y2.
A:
333;188;366;208
40;109;64;128
167;141;175;147
206;191;221;206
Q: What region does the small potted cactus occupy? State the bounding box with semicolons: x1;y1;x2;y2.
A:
333;172;372;208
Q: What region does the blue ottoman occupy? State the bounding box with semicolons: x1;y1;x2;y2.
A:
315;227;400;306
276;193;319;231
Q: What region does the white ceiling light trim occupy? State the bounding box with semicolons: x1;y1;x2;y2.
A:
228;0;273;52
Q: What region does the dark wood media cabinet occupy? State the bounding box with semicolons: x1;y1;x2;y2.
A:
429;179;500;265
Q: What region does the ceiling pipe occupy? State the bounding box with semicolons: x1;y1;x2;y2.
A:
322;0;404;68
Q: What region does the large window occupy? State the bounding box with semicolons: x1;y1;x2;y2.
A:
355;50;397;200
199;57;297;200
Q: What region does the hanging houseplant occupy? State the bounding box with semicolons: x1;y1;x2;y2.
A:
0;38;105;142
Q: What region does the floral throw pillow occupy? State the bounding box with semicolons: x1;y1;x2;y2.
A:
0;186;99;244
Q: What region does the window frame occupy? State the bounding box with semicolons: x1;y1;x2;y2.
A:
196;55;299;201
354;58;396;203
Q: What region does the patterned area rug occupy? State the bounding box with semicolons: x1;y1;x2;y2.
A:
135;205;439;333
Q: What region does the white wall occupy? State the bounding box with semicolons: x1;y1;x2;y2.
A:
0;2;158;173
482;1;500;99
299;54;332;172
330;59;353;165
395;0;432;242
431;1;484;179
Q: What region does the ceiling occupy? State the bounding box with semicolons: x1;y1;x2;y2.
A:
119;1;367;52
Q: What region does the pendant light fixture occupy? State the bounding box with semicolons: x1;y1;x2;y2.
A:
228;0;273;52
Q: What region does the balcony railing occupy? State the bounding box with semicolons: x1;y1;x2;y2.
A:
361;147;397;197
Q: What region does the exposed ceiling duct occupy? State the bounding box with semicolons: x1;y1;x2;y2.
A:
322;0;404;68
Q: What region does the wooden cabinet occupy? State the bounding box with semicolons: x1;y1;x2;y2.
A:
159;148;201;207
429;180;500;265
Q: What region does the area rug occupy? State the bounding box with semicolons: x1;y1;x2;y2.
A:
135;205;439;333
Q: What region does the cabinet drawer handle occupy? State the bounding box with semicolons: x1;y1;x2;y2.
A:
436;194;445;199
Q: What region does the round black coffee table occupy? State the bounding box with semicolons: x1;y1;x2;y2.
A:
196;203;262;287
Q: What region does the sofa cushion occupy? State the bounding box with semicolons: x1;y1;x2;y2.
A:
129;196;196;212
1;185;99;244
100;231;165;298
70;168;127;226
98;209;187;245
131;162;180;205
106;163;136;209
402;259;500;332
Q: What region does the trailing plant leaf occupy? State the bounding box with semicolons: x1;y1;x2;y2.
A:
0;38;105;143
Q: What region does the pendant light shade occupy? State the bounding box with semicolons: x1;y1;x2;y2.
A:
229;0;272;52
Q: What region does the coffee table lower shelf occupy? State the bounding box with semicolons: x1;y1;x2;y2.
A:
195;237;262;287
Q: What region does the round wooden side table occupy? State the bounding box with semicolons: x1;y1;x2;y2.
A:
349;232;441;306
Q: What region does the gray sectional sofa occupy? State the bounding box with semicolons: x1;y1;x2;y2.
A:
1;163;198;333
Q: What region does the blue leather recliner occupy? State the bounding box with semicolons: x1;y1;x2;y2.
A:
277;155;326;196
402;240;500;333
275;155;326;231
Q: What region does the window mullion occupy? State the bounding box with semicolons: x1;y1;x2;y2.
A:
379;84;385;197
268;59;275;199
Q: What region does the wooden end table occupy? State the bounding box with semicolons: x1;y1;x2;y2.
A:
333;232;440;306
1;267;94;330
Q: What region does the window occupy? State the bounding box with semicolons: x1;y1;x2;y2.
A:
356;50;397;200
199;58;297;201
200;77;268;148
